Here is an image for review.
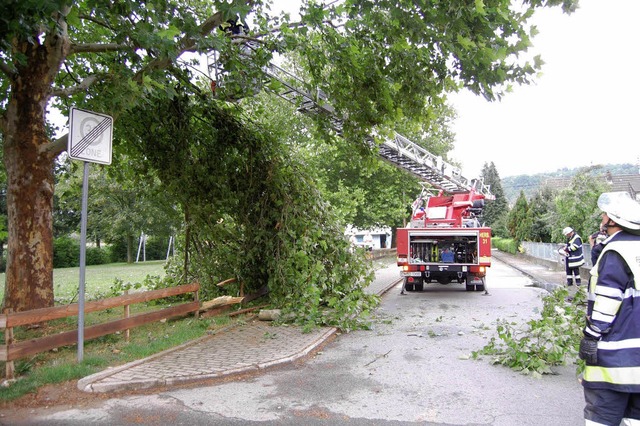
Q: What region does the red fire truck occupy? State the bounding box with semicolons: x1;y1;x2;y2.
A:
396;183;492;293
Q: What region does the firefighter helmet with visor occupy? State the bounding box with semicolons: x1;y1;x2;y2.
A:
562;227;573;236
597;192;640;231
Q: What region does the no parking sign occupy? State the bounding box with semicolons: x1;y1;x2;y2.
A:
68;108;113;165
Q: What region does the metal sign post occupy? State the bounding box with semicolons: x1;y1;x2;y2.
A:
68;108;113;362
78;161;90;362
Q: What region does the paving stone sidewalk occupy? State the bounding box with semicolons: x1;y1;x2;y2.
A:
78;261;403;393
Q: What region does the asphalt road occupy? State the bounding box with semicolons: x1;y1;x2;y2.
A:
6;258;585;425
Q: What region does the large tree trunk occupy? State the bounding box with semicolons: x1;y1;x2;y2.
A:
2;26;69;312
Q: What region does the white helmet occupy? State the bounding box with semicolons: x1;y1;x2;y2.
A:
597;192;640;231
562;227;573;236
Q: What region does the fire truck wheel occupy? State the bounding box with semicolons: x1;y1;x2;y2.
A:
465;282;485;292
414;282;424;291
404;278;415;292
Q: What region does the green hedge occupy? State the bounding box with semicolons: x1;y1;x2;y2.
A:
53;237;112;268
492;237;519;254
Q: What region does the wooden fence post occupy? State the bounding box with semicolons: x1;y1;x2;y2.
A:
123;290;130;342
194;287;199;319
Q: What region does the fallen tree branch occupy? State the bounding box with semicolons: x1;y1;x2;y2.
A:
364;350;392;367
201;295;245;310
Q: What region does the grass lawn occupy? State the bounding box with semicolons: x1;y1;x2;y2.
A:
0;260;167;304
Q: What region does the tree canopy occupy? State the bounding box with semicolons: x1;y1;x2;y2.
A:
0;0;578;312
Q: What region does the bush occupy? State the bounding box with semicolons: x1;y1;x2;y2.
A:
53;236;79;268
86;246;110;265
54;237;114;267
492;237;518;254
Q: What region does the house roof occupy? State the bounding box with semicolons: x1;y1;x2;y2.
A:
542;173;640;201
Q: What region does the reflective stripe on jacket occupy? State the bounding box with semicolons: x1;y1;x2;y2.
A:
583;231;640;392
566;233;585;268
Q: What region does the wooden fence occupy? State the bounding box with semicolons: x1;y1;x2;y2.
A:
1;282;199;380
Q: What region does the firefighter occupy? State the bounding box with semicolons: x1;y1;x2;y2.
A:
219;18;247;36
588;225;608;266
580;191;640;425
562;226;585;286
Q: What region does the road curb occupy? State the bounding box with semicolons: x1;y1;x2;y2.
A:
492;251;562;293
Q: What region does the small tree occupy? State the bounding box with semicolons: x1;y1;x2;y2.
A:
481;162;509;230
554;173;607;241
507;191;530;242
526;186;556;242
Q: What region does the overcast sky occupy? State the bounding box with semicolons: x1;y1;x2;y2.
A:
449;0;640;178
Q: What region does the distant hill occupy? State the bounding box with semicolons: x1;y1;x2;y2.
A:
501;163;639;204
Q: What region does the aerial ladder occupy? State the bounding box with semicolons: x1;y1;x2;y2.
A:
207;36;493;200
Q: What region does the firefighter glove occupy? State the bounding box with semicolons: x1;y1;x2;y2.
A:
579;337;598;365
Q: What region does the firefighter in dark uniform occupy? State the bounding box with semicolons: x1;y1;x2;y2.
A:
562;226;585;286
580;191;640;425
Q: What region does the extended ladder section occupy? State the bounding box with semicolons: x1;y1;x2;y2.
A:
208;46;493;199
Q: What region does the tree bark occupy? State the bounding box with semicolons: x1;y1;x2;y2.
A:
2;26;69;312
127;234;134;263
184;207;190;283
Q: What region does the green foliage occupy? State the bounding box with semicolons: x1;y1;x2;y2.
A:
0;356;105;401
55;163;181;257
53;236;80;268
109;277;145;297
526;187;555;242
117;94;379;330
1;0;580;313
490;214;511;239
473;287;586;377
109;271;191;305
481;162;509;229
554;172;608;242
86;246;111;266
507;190;530;242
53;238;112;268
108;235;169;264
502;163;638;205
492;237;519;254
107;238;129;263
243;90;450;233
491;167;608;244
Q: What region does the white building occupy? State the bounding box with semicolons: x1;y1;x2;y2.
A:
345;226;392;249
